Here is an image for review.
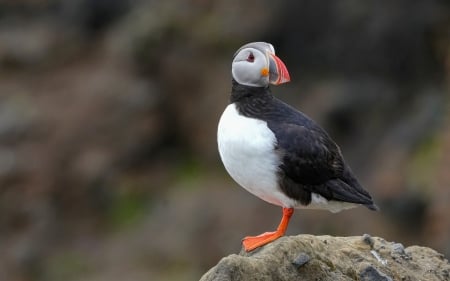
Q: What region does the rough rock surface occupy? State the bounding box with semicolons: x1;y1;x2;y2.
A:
200;235;450;281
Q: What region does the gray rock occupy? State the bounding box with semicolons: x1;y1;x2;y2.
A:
292;252;310;268
359;265;393;281
362;233;375;248
391;243;405;255
200;235;450;281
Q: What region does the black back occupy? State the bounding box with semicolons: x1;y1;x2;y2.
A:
231;80;378;210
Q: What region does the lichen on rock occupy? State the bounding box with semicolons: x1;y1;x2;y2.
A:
200;235;450;281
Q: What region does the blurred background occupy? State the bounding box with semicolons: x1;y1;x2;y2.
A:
0;0;449;280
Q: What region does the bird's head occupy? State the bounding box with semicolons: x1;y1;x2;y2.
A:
231;42;290;87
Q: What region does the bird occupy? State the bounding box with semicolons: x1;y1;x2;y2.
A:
217;42;378;252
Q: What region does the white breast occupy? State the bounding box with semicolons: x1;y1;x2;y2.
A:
217;104;298;208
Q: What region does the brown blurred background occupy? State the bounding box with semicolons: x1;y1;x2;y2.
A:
0;0;449;280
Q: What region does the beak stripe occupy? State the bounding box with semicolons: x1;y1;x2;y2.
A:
269;53;290;85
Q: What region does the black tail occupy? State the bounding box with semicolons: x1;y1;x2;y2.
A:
338;165;379;211
365;203;380;211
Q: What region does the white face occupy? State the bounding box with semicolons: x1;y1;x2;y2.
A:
232;47;270;87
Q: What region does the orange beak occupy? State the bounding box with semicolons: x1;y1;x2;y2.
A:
268;53;290;85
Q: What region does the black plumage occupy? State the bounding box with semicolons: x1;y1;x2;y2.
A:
231;79;378;211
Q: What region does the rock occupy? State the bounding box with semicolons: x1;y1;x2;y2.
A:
359;265;393;281
362;233;375;248
200;235;450;281
291;252;310;268
391;243;405;255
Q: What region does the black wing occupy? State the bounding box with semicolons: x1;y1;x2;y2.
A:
266;100;377;209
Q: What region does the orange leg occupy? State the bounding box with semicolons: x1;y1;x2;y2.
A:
242;207;294;251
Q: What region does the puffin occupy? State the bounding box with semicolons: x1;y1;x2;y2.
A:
217;42;378;252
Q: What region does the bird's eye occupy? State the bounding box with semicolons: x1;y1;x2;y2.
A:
246;52;255;62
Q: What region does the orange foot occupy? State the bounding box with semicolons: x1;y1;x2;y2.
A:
242;207;294;252
242;230;284;251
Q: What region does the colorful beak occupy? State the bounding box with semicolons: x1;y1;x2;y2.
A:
268;53;290;85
